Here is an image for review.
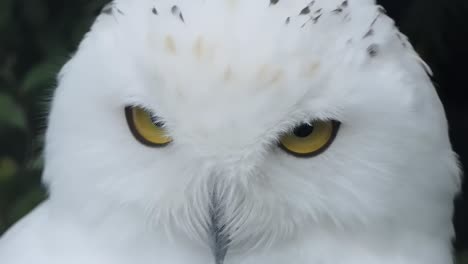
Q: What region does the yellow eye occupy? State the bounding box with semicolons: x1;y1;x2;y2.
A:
125;106;172;147
279;120;340;157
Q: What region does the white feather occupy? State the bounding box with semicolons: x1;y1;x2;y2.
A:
0;0;460;263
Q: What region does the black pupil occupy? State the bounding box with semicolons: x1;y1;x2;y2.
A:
293;124;314;138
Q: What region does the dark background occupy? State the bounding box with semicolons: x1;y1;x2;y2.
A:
0;0;466;261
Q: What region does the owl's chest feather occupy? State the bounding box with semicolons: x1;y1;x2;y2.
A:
0;202;453;264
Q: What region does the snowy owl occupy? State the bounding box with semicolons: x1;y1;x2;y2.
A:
0;0;461;263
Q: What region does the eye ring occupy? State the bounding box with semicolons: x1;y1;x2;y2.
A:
279;120;340;158
125;106;172;147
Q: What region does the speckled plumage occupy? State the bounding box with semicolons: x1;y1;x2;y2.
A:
0;0;460;263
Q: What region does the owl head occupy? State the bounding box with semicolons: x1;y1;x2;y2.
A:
42;0;460;250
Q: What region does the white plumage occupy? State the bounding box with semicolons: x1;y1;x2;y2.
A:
0;0;460;263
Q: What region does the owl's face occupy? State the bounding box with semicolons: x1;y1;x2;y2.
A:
43;0;459;249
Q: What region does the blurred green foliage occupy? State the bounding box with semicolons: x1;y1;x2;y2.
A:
0;0;107;234
0;0;466;262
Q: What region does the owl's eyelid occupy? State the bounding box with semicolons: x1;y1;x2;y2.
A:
290;118;332;130
126;104;166;124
